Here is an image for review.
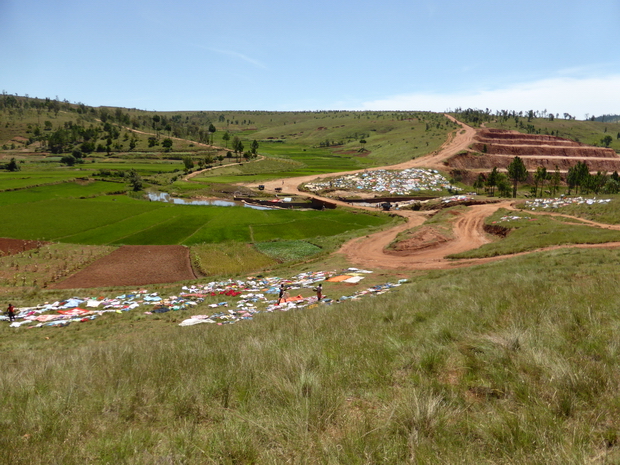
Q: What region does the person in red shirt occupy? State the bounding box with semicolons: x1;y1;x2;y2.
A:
6;303;16;322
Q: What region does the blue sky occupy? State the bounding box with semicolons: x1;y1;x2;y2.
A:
2;0;619;118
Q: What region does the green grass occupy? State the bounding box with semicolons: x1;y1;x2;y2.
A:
0;171;89;190
3;248;620;462
254;240;323;262
89;161;184;173
519;195;620;225
0;180;124;206
191;242;278;277
194;156;305;183
451;208;620;258
0;191;392;245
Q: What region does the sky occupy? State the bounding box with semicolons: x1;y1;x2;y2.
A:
1;0;619;118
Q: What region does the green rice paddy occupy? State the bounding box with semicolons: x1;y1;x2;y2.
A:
0;183;391;245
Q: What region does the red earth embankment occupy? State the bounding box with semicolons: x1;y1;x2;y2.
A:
446;128;620;172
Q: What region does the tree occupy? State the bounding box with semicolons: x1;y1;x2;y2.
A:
603;177;620;194
162;138;173;151
222;131;230;148
591;171;607;195
601;135;613;147
60;154;77;166
567;161;590;194
507;156;528;198
231;136;243;158
359;139;367;152
217;154;224;165
550;166;561;196
182;156;194;171
6;158;20;172
80;141;95;154
473;173;486;194
251;139;259;155
496;173;511;197
128;169;143;191
208;123;216;144
534;166;547;198
486;167;499;196
567;164;578;195
47;128;69;153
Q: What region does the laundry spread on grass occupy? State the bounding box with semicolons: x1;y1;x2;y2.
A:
441;194;475;203
2;268;409;329
492;215;535;223
525;197;612;209
304;169;461;195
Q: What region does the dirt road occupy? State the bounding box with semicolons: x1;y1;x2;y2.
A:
338;202;512;270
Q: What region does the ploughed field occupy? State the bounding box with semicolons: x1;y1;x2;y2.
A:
446;128;620;172
48;245;196;289
0;238;46;256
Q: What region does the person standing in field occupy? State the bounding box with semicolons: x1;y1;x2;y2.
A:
6;303;15;322
315;283;323;301
277;284;285;305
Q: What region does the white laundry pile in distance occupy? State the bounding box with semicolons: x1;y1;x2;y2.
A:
305;169;461;195
525;197;612;209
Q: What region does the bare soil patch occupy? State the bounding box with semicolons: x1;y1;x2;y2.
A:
49;245;197;289
0;238;46;256
388;226;450;253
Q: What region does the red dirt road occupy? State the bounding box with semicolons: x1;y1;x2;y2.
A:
338;202;512;270
49;245;196;289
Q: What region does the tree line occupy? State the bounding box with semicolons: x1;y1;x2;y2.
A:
471;156;620;198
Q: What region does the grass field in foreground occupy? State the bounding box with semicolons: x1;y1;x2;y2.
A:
2;247;620;463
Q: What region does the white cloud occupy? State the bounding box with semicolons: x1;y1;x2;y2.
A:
211;48;266;69
359;75;620;119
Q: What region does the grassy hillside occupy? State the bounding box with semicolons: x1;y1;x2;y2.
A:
5;95;620;462
2;248;620;463
0;96;454;176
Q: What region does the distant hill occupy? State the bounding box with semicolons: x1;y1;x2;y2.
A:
594;114;620;123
